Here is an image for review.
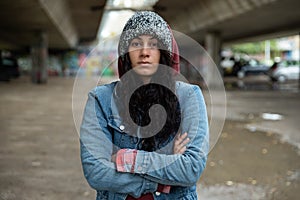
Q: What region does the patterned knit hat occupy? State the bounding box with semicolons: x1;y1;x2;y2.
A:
118;11;180;78
118;11;172;56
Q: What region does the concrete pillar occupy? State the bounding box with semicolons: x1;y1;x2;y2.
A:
31;31;48;84
204;31;222;88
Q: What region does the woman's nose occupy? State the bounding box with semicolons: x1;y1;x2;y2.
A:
140;46;150;57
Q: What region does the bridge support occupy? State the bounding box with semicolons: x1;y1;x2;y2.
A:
31;31;48;84
205;31;223;87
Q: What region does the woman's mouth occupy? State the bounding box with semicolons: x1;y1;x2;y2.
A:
138;61;150;64
138;61;152;67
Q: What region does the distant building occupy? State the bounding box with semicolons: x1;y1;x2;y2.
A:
277;35;299;60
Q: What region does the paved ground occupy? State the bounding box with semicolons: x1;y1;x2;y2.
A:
0;75;299;200
199;75;300;200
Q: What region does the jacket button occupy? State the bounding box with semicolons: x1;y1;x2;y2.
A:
155;192;161;196
119;125;125;131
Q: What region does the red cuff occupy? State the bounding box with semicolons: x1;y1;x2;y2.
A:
157;184;171;193
116;149;137;173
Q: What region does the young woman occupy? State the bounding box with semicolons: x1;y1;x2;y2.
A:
80;11;209;200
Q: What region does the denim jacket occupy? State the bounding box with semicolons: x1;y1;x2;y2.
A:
80;81;209;200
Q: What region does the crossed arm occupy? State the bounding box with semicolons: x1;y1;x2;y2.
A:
111;85;209;187
80;84;208;197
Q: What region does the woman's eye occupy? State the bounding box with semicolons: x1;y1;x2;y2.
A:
149;42;158;48
131;42;142;47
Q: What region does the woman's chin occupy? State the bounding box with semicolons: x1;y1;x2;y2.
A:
133;68;157;77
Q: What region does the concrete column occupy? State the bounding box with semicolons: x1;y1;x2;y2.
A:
204;31;222;88
31;31;48;84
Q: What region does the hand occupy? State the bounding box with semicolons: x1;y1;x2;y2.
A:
173;132;189;154
111;153;116;163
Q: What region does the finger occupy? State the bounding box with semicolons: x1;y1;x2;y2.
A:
174;133;183;145
181;137;190;146
174;137;180;145
176;138;190;152
178;146;186;154
174;139;189;154
177;133;188;145
179;132;188;140
175;145;186;155
173;143;182;154
175;132;182;141
175;132;187;143
173;132;190;154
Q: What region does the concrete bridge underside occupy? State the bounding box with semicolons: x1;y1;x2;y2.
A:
154;0;300;45
0;0;106;50
0;0;299;84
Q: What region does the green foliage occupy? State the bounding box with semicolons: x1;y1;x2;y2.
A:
231;40;279;55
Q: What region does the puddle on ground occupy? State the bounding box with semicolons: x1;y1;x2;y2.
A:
238;112;284;122
199;120;300;200
261;113;284;121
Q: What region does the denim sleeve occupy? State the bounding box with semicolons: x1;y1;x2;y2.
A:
133;85;209;187
80;90;158;197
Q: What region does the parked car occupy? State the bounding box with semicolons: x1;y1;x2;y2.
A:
0;51;20;81
220;52;269;78
220;56;235;75
237;59;270;78
268;60;299;82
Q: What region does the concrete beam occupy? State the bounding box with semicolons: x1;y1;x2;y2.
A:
172;0;278;34
223;27;300;46
39;0;78;48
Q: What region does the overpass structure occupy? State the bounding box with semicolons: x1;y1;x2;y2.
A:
153;0;300;85
155;0;300;45
0;0;299;83
0;0;106;50
0;0;106;83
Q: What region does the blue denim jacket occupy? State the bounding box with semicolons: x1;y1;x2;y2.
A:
80;81;209;200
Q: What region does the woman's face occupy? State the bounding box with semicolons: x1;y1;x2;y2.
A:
128;35;161;81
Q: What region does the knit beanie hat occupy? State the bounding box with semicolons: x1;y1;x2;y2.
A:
118;11;180;78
